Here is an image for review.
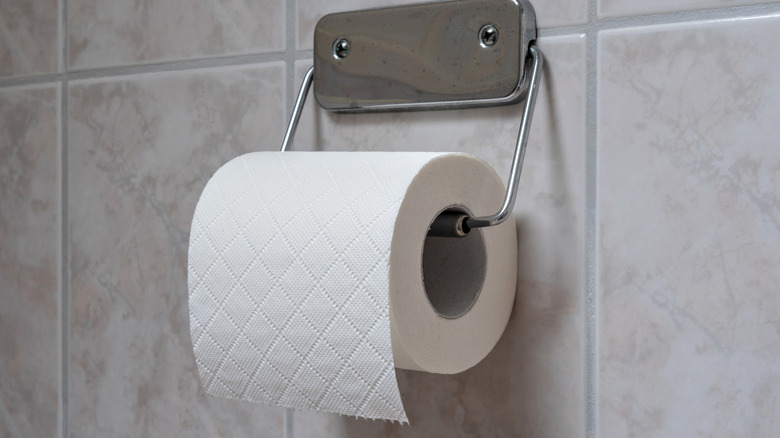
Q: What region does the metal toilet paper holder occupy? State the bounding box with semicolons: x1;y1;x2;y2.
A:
281;0;544;238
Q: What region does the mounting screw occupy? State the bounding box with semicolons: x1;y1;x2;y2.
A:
479;24;499;48
332;37;351;59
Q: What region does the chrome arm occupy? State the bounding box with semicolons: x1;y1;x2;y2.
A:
280;66;315;152
465;44;543;230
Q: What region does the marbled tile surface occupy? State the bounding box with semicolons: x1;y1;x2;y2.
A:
68;64;286;437
291;35;586;437
598;16;780;437
0;0;59;77
599;0;774;18
296;0;586;50
0;85;60;437
68;0;285;70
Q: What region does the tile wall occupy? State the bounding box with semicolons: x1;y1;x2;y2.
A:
0;0;778;437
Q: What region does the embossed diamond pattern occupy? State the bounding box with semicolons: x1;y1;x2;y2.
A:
189;151;443;421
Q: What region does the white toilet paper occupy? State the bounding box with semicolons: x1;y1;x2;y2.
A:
188;151;517;422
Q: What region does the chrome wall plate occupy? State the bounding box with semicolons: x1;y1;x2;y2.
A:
312;0;537;113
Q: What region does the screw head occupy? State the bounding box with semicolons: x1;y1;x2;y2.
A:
479;24;499;48
333;37;351;59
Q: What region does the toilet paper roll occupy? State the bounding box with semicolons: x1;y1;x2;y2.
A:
188;151;517;423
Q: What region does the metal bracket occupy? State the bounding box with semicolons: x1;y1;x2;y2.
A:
313;0;537;112
281;0;544;237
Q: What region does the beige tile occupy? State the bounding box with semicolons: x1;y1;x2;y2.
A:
599;0;773;18
296;0;586;50
0;0;59;77
291;35;586;437
0;85;60;437
68;0;285;70
598;16;780;437
68;64;286;436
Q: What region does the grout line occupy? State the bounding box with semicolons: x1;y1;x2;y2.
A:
0;73;64;89
60;0;69;435
61;0;68;73
584;49;598;438
0;53;287;88
60;77;69;438
584;0;598;437
0;2;777;90
66;53;287;82
58;0;63;73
